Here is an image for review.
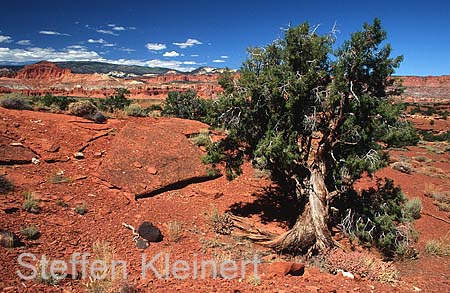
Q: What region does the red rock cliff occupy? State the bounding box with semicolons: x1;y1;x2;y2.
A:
15;61;71;80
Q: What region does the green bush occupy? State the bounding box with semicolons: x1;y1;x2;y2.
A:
404;198;422;220
162;90;207;120
20;225;40;240
39;94;75;110
23;192;40;214
337;178;418;257
68;101;98;116
124;103;147;117
98;88;131;112
0;96;32;110
190;130;211;146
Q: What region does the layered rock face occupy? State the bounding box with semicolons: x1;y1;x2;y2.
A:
399;75;450;102
0;62;223;99
15;61;71;80
0;61;449;102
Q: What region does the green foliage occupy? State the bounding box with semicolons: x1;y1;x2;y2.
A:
98;88;131;112
38;94;75;110
124;103;147;117
20;225;40;240
418;129;450;142
337;179;418;256
190;130;211;146
205;19;414;194
0;95;32;110
217;69;235;95
23;192;40;214
404;198;422;220
68;100;98;116
162;90;207;120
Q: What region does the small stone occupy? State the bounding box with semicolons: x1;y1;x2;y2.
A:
146;166;158;175
31;157;40;165
136;238;149;249
73;152;84;159
47;144;60;153
133;161;143;168
10;142;23;147
73;175;87;181
138;222;163;242
93;151;104;158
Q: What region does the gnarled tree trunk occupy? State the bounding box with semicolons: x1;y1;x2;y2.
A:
264;165;334;253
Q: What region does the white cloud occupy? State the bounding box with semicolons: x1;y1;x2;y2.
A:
173;38;202;49
163;51;180;57
145;43;166;51
220;55;229;59
0;45;197;71
0;46;102;63
17;40;32;46
103;43;116;47
39;30;71;36
88;38;107;44
112;26;125;31
191;54;199;57
96;29;119;36
0;35;12;43
66;45;87;50
117;47;135;53
212;59;225;63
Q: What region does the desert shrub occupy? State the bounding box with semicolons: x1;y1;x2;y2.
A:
23;192;40;214
87;111;108;123
68;101;98;116
98;88;131;113
20;225;40;240
425;236;450;256
39;94;75;110
75;203;87;215
380;122;419;147
404;198;422;220
0;96;32;110
190;129;211;147
124;103;147;117
68;101;107;123
162;90;207;120
206;167;221;178
336;178;418;257
204;206;234;235
391;161;413;174
419;130;450;142
323;249;399;282
0;175;14;194
166;221;182;242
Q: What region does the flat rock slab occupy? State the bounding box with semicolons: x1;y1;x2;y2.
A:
0;136;36;165
97;119;211;198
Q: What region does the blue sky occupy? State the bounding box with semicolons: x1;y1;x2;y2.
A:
0;0;448;75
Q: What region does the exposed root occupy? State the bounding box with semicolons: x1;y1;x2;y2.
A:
423;212;450;225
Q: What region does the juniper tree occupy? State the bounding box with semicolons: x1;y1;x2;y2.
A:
205;19;417;253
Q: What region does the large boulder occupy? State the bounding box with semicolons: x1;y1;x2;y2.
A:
97;118;212;198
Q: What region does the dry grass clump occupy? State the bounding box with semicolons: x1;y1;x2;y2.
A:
203;205;234;235
424;183;450;213
166;220;183;242
425;236;450;256
323;249;399;283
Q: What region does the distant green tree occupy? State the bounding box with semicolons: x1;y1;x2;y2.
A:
204;19;417;253
162;90;207;120
99;88;131;112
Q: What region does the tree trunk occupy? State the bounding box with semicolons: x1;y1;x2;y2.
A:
264;165;334;254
